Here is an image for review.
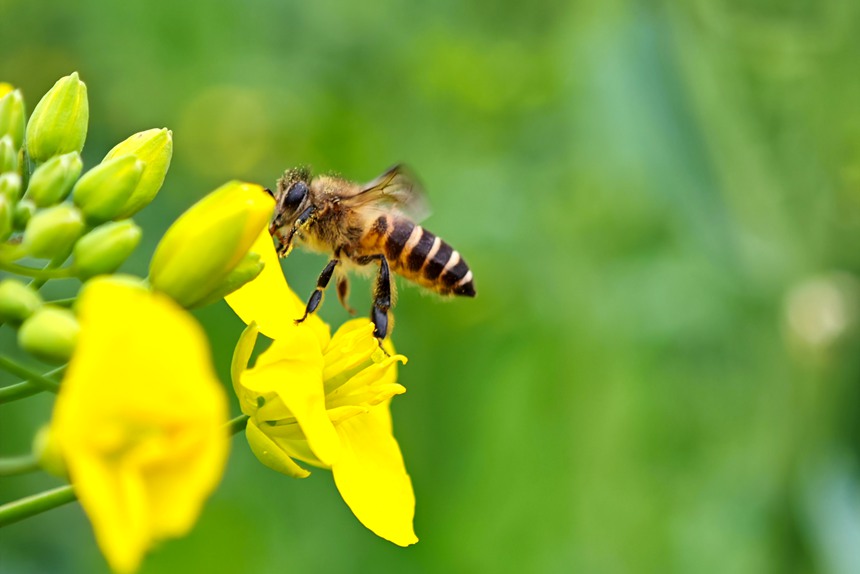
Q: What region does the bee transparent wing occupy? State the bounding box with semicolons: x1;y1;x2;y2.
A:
344;164;431;222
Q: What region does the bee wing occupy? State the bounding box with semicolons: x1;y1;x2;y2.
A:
343;164;431;222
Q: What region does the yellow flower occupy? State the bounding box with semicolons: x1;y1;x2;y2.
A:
226;231;418;547
49;278;229;573
149;180;274;307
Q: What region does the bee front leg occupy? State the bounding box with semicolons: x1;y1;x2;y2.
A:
278;206;316;258
295;258;339;324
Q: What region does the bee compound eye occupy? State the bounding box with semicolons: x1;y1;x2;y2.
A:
283;182;308;208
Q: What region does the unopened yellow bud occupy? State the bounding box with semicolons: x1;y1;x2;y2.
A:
18;306;79;363
105;128;173;218
150;181;274;307
0;135;16;173
0;89;26;150
26;72;88;162
72;155;143;223
192;251;265;307
0;278;43;323
24;152;82;207
0;172;21;202
73;220;142;279
22;203;85;259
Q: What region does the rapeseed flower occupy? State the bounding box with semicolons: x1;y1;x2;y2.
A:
48;278;229;573
226;231;417;546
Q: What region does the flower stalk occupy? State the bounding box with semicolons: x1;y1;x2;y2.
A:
0;485;77;528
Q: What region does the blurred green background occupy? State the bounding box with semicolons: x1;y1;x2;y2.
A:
3;0;860;572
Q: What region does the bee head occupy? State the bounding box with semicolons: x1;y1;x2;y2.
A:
271;166;312;232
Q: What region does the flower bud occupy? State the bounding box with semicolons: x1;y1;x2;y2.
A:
0;171;21;202
150;181;274;307
73;220;142;279
104;128;173;218
22;203;85;259
24;152;82;207
26;72;88;162
72;155;143;223
0;194;12;240
18;306;79;363
13;198;35;230
33;426;67;479
192;251;265;307
0;278;43;323
0;134;17;173
0;89;26;150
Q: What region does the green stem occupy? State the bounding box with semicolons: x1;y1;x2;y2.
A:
0;356;61;393
0;454;39;477
0;365;65;403
45;297;77;307
0;260;74;279
29;254;72;291
0;485;76;527
226;414;249;436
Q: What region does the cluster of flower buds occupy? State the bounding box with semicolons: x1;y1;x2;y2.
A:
1;74;276;365
0;75;172;362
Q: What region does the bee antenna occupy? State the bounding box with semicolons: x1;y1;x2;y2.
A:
263;187;275;198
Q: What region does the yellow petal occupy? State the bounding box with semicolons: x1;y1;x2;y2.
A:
231;322;259;402
246;419;310;478
331;410;417;547
73;457;149;574
225;230;329;347
322;320;378;390
243;347;341;466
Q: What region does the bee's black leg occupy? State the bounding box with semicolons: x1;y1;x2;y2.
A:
370;255;392;340
295;258;338;324
336;274;356;315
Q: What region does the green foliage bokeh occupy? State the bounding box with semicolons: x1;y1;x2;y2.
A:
2;0;860;572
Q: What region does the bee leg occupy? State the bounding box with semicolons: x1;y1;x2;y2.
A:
295;258;339;324
336;274;356;315
278;206;316;258
370;255;392;341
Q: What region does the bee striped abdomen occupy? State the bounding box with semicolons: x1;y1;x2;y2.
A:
369;215;475;297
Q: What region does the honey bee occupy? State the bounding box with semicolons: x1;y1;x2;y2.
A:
268;164;476;340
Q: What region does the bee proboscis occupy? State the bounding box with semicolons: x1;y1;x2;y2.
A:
268;164;476;340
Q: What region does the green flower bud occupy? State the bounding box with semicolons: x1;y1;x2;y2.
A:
33;426;67;479
73;220;142;279
0;89;26;150
25;72;89;162
150;181;274;307
22;203;85;259
0;171;21;202
72;155;143;223
0;278;43;323
0;194;12;240
18;306;79;363
0;134;16;173
192;251;264;307
104;128;173;218
13;198;35;230
24;152;82;207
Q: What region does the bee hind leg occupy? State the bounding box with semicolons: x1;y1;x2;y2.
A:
353;254;393;345
295;258;339;325
370;255;392;341
336;273;356;315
